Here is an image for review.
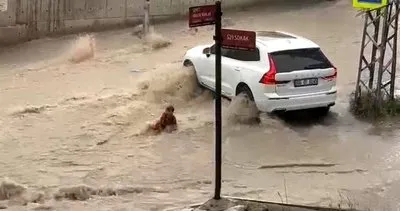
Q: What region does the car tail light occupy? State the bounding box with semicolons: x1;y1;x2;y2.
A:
259;54;277;85
322;67;337;80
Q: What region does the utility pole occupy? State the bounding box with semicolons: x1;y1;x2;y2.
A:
354;0;400;112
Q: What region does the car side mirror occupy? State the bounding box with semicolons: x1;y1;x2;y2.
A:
203;47;211;57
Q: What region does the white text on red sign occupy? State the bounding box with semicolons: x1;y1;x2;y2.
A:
192;12;212;18
227;34;250;42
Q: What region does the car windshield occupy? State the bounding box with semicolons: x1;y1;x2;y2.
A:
270;48;333;73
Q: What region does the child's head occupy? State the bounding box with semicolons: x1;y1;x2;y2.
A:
165;105;175;114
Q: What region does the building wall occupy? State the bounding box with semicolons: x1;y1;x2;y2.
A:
0;0;262;45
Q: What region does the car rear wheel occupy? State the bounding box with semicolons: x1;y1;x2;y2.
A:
237;85;255;101
235;84;260;124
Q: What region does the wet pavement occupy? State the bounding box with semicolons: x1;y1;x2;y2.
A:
1;0;400;210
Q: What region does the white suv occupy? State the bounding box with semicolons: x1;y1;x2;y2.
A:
183;31;337;114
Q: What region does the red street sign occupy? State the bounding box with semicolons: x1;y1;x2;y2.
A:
221;29;256;51
189;5;216;28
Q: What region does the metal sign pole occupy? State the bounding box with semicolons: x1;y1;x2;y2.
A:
213;0;222;200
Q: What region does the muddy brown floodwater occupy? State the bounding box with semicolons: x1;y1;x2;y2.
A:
1;0;400;210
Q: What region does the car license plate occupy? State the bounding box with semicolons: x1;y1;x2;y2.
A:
294;78;318;87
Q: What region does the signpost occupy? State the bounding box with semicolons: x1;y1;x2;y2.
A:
189;4;217;27
221;29;256;51
188;1;255;200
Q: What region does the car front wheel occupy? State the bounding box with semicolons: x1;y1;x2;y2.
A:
183;60;204;96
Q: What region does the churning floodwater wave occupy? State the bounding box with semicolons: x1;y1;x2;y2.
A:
0;177;177;210
2;0;400;210
0;52;286;210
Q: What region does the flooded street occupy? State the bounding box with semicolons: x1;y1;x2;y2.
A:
1;0;400;210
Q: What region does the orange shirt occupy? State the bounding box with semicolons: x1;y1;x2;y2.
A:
152;112;177;131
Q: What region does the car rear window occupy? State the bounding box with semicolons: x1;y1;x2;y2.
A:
270;48;333;73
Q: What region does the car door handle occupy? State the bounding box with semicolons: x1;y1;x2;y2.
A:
234;68;241;72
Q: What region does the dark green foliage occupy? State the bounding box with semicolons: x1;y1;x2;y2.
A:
349;91;400;120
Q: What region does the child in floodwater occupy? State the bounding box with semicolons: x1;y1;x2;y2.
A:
149;105;177;134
